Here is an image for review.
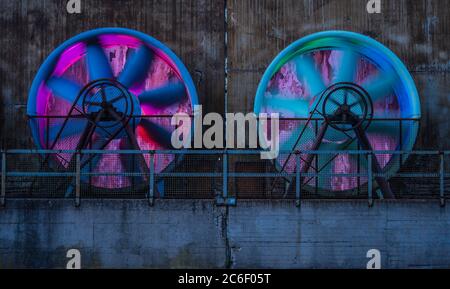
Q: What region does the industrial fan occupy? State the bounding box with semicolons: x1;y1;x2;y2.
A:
254;31;421;198
27;28;198;193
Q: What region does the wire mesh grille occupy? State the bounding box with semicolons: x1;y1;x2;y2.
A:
0;150;448;201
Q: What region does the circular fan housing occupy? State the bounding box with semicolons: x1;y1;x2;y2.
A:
28;28;198;189
254;31;420;193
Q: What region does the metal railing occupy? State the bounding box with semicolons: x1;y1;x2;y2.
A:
0;149;448;207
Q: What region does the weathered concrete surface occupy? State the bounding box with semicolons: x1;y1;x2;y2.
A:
0;199;227;268
1;199;449;268
228;200;450;269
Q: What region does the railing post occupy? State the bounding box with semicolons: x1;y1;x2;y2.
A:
75;152;80;207
1;151;6;207
440;152;445;207
216;151;235;206
148;152;154;206
295;151;301;207
368;152;373;207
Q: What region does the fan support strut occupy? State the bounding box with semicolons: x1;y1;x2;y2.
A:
60;79;150;196
288;82;395;199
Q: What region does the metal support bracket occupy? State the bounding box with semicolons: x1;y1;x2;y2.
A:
215;196;237;206
1;151;6;207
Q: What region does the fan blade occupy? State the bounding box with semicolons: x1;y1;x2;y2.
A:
80;136;107;178
139;81;186;107
316;140;358;188
348;152;368;173
49;118;87;141
334;49;359;83
316;152;333;188
317;139;353;152
119;138;144;182
316;140;353;171
119;153;143;181
86;43;113;80
118;45;153;88
371;109;400;119
361;70;397;102
367;121;400;137
280;124;315;152
265;97;310;117
294;55;326;97
64;135;109;197
139;118;173;149
355;156;369;172
46;77;83;105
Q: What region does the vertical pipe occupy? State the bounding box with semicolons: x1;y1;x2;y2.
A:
295;152;301;207
440;152;445;207
368;152;373;207
1;151;6;206
149;152;155;206
75;152;80;207
223;151;228;199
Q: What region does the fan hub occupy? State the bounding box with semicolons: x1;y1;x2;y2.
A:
321;82;373;133
81;79;141;138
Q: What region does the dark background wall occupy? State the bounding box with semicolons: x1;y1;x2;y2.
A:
0;0;449;149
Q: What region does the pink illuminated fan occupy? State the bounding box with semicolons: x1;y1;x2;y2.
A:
27;28;198;191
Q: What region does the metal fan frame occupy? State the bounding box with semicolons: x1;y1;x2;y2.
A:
27;27;199;191
28;27;198;145
254;30;421;194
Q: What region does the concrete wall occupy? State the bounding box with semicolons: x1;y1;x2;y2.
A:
1;199;449;269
